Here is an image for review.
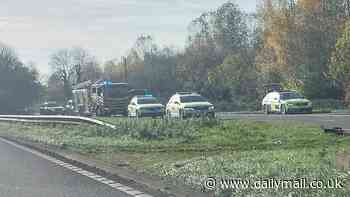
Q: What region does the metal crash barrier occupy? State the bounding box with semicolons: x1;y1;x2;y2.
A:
0;115;116;129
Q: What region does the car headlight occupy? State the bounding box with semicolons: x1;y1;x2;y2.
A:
209;106;215;110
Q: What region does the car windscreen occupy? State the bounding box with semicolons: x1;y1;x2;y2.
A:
137;98;159;104
280;92;303;100
180;95;207;103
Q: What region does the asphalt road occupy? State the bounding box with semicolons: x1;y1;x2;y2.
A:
0;139;130;197
217;113;350;129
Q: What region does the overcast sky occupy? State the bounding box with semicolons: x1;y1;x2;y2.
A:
0;0;257;74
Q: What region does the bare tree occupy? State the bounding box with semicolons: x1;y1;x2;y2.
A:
133;35;157;60
49;47;102;100
71;47;91;84
0;42;20;68
49;49;75;100
103;60;122;81
71;47;102;84
81;59;102;82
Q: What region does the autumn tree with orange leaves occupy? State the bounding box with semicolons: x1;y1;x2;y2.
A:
256;0;348;98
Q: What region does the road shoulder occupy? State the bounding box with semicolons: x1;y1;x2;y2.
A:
0;134;209;197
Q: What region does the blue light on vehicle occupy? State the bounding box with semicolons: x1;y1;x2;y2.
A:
103;80;113;86
144;90;153;97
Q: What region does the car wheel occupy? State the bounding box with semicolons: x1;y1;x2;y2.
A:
208;112;215;119
281;104;288;115
136;110;141;119
166;110;171;119
179;110;185;119
264;105;270;115
307;108;313;114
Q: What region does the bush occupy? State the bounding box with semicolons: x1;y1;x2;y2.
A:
213;98;258;112
311;99;346;110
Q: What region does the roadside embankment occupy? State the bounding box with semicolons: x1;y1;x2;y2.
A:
0;118;349;196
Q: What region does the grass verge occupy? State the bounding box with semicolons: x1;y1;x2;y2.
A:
0;118;349;196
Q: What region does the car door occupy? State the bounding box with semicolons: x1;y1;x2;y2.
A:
271;93;280;112
173;97;181;117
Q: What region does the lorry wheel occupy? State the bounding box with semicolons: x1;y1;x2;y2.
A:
96;107;103;116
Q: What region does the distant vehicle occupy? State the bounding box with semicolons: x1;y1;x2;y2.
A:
166;92;215;119
262;91;312;114
72;80;131;116
128;95;165;118
39;101;65;115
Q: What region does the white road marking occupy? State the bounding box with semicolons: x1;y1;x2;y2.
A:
110;183;124;187
135;194;154;197
0;138;153;197
104;180;115;184
125;190;144;195
89;175;102;179
117;186;134;191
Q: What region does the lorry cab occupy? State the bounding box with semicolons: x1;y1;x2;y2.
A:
72;80;131;116
90;81;130;116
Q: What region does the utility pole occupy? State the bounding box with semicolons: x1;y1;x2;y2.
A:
122;56;128;82
150;48;155;91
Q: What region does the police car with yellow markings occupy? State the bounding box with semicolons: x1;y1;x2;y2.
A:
166;92;215;119
262;91;312;114
128;95;165;118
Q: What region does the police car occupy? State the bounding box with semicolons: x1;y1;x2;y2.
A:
262;91;312;114
166;92;215;119
128;95;165;118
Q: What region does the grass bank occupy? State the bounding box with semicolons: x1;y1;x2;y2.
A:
0;118;349;196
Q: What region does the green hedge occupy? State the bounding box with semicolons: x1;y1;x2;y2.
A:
213;99;258;112
311;99;346;110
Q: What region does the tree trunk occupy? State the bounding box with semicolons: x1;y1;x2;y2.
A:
63;79;72;101
344;81;350;106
